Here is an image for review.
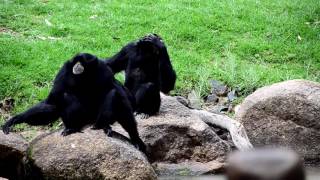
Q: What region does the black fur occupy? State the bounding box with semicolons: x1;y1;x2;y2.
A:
106;34;176;116
2;53;145;152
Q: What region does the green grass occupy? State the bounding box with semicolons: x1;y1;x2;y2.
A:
0;0;319;126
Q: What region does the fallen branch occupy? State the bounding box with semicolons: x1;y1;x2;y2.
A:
191;109;253;150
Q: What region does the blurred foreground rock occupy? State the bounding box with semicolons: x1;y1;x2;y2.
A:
236;80;320;166
227;148;305;180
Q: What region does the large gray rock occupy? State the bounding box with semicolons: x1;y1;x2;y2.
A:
0;131;28;179
28;129;156;180
235;80;320;166
115;95;232;175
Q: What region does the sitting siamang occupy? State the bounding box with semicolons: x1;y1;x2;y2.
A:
106;34;176;116
2;53;145;152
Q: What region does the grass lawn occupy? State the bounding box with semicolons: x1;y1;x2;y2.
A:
0;0;319;126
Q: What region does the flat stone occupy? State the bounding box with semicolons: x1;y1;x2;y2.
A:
206;94;219;103
210;80;228;96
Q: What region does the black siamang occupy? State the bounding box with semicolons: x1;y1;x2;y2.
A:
106;34;176;116
2;53;145;152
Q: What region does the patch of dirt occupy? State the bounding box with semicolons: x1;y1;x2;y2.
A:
0;98;15;120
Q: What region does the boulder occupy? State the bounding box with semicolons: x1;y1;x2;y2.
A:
27;129;156;180
235;80;320;166
0;131;28;179
114;95;232;175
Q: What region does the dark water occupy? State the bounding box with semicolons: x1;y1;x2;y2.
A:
159;170;320;180
159;175;225;180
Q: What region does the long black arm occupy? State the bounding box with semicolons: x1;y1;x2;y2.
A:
105;43;136;74
2;63;69;134
158;45;176;94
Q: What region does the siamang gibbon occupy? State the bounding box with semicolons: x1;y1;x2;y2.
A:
106;34;176;117
2;53;146;152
